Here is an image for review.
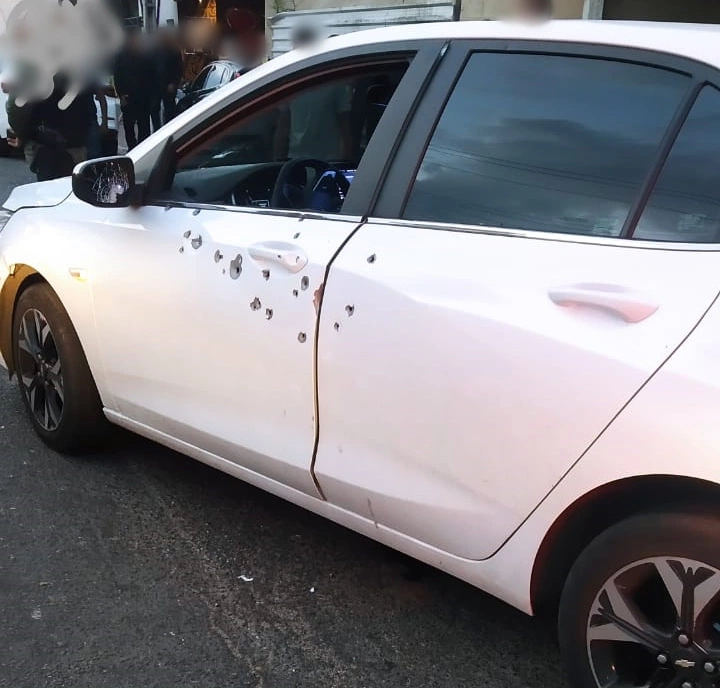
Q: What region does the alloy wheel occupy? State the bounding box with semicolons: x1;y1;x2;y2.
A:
587;556;720;687
16;308;64;431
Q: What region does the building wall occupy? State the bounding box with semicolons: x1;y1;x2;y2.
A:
460;0;584;19
265;0;586;23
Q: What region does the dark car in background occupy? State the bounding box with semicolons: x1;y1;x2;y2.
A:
176;60;243;114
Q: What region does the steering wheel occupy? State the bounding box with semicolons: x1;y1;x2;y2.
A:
271;158;350;211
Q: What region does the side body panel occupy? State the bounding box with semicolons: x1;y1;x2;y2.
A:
314;222;720;560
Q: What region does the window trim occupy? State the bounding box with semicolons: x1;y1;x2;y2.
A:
372;38;720;248
144;40;446;219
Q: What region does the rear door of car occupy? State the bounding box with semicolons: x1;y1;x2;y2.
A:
313;40;720;560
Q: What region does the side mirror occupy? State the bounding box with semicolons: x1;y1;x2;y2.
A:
72;156;136;208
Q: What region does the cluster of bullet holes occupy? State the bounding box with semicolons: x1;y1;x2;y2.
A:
334;304;355;333
179;230;203;253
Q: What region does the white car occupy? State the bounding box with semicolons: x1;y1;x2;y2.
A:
2;20;720;688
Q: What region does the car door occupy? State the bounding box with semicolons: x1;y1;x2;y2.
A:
87;44;439;495
313;42;720;559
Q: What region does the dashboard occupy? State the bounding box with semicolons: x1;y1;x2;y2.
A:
166;162;357;211
169;163;284;207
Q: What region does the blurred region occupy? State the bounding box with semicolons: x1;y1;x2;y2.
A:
0;0;123;108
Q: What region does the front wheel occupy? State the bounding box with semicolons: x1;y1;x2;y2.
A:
12;283;106;453
559;512;720;688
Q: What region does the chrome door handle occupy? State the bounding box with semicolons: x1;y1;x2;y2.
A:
548;283;659;324
248;242;308;273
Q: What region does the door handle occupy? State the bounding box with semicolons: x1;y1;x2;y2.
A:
548;283;659;324
248;242;308;274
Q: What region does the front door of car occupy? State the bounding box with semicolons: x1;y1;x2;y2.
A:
88;49;428;495
313;47;720;558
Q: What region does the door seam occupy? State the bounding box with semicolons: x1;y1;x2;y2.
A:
483;283;720;561
309;217;368;499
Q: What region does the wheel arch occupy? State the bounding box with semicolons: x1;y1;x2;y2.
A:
530;474;720;617
0;264;47;375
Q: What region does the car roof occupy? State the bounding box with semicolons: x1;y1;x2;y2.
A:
318;19;720;70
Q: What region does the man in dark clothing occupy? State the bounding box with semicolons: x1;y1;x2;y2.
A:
114;29;155;149
154;27;184;127
7;75;96;181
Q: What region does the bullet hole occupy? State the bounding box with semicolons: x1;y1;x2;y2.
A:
345;305;355;317
183;230;191;239
301;276;310;291
298;332;307;343
222;269;226;275
262;269;270;281
265;308;273;320
292;290;299;297
334;322;340;332
193;208;201;216
229;254;243;279
367;253;376;264
293;232;301;239
179;246;184;253
250;297;261;311
214;250;223;263
191;235;203;250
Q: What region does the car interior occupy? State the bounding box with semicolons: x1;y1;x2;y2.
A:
155;64;408;214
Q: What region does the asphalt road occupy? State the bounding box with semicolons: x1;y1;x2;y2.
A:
0;157;567;688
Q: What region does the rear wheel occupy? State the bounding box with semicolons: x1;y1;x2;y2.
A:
559;512;720;688
12;283;106;453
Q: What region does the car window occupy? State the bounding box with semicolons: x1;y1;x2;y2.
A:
205;65;226;90
403;52;690;237
192;66;211;91
634;86;720;243
166;61;410;213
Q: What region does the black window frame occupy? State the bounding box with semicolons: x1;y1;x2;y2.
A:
372;39;720;245
140;39;447;218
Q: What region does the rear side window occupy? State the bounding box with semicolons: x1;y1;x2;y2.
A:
403;52;690;237
634;86;720;242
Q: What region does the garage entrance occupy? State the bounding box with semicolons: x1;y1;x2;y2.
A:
602;0;720;23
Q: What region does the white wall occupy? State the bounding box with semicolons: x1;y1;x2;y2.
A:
265;0;587;23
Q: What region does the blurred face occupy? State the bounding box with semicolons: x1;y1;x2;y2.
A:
292;26;317;49
509;0;552;18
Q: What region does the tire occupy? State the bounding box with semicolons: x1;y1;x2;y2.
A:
559;511;720;688
12;283;106;454
0;138;10;157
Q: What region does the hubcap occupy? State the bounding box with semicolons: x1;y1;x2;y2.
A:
16;308;64;431
587;557;720;687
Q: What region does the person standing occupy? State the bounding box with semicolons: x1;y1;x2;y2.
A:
274;24;353;162
87;83;110;158
158;28;185;124
114;28;155;149
7;74;96;180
